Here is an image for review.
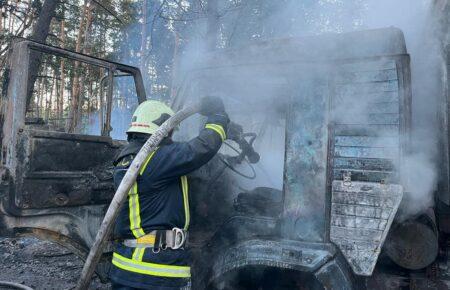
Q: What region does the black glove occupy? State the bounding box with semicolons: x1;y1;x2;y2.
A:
199;96;225;116
227;122;243;142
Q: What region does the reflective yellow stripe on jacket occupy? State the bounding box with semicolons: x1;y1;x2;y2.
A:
205;123;226;141
129;150;157;238
181;176;189;230
112;252;191;278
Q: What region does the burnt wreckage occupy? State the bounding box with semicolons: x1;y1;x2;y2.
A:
0;11;449;290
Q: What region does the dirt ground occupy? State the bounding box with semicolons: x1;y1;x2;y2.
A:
0;237;111;290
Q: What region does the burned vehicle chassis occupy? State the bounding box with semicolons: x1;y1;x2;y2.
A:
174;28;413;289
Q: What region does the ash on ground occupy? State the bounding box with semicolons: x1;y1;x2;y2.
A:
0;237;111;290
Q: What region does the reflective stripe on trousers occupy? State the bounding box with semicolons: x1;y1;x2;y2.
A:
112;252;191;278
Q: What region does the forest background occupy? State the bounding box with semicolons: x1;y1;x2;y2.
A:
0;0;369;137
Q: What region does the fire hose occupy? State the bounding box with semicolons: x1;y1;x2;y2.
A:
75;104;200;290
0;281;34;290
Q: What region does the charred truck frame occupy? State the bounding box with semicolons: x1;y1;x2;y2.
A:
0;5;449;289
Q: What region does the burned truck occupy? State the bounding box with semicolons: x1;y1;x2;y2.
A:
0;15;449;290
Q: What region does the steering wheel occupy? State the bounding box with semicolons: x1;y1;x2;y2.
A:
218;140;257;180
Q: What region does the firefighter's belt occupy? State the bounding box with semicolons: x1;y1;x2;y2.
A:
123;228;187;250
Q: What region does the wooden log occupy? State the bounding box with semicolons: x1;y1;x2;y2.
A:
75;104;200;290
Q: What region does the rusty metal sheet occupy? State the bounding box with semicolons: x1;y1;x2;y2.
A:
330;180;403;276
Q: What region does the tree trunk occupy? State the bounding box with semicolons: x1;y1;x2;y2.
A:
66;1;95;133
8;1;16;31
46;70;56;123
34;78;41;118
76;2;95;133
58;20;66;124
14;0;34;38
25;0;59;110
65;2;87;133
38;76;44;119
206;0;220;50
140;0;148;74
0;4;3;32
170;30;180;100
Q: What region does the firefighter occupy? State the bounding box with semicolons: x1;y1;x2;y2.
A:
109;97;229;290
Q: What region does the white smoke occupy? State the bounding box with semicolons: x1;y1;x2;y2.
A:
363;0;443;216
120;0;444;218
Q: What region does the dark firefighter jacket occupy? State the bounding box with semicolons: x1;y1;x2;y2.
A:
109;115;228;290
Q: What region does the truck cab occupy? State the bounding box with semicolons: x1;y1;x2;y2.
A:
176;27;410;289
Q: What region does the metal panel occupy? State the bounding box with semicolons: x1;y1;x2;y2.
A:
439;44;450;204
336;80;399;95
334;157;395;171
330;181;403;276
334;124;400;137
336;91;399;104
335;69;398;84
314;255;355;290
211;239;336;281
334;136;399;148
334;146;399;159
367;102;399;114
330;58;406;184
335;113;400;125
15;129;122;209
1;41;30;180
328;56;410;276
332;169;397;183
283;79;329;242
337;59;397;72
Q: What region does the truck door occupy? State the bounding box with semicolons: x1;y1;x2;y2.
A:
0;39;146;272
